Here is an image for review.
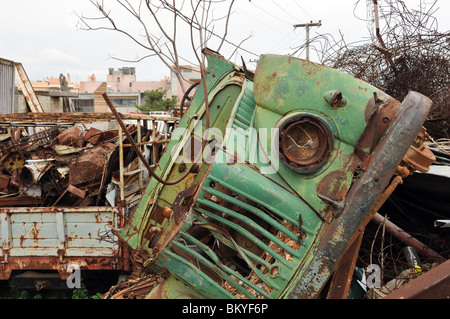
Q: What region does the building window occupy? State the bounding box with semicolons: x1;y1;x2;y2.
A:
73;99;94;113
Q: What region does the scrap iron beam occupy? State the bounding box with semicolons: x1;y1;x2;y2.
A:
384;259;450;299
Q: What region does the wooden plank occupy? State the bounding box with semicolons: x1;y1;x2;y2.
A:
14;63;44;113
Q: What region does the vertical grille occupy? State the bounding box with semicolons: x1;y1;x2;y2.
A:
232;83;256;132
159;162;321;299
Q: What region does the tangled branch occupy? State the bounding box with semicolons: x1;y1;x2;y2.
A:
293;0;450;139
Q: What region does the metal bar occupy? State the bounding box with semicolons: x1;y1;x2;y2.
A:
202;185;300;241
0;207;121;213
0;112;178;124
326;232;364;299
55;211;66;259
194;206;291;268
1;211;11;261
118;125;125;203
152;120;156;165
171;240;271;298
197;197;299;257
122;139;171;147
102;92;193;186
137;120;143;191
371;212;446;262
123;168;144;176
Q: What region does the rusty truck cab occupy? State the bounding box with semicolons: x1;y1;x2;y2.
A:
118;49;434;299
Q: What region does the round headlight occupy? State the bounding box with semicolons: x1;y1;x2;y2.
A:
279;114;333;173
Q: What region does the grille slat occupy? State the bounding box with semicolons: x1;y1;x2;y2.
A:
202;185;301;243
197;197;301;259
194;206;292;269
207;175;315;234
178;231;277;295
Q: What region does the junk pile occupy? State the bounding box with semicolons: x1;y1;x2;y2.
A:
102;139;450;299
0;123;165;209
350;139;450;299
102;252;165;299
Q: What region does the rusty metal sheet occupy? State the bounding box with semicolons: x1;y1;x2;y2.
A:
85;127;118;145
0;173;10;191
0;256;123;280
0;206;124;280
57;126;84;148
0;196;42;206
69;142;116;185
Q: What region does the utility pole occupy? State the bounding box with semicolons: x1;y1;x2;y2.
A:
293;20;321;61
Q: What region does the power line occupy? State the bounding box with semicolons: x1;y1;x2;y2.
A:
251;2;294;26
271;0;300;22
238;10;290;37
292;1;315;20
161;1;261;57
268;29;305;53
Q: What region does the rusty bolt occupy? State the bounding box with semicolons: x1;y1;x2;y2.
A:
178;163;187;173
191;163;200;174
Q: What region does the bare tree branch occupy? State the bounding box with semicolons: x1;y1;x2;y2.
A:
78;0;246;98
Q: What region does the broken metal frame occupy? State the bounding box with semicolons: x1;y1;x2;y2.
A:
0;112;178;280
0;112;178;201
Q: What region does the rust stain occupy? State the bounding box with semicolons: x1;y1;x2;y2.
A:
0;256;122;280
30;221;40;243
316;170;350;202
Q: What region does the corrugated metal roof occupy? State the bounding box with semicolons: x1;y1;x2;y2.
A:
0;58;16;114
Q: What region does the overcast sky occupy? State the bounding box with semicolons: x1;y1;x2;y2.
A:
1;0;449;83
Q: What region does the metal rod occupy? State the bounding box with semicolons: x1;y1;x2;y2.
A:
152;119;156;166
137;120;143;192
371;212;446;262
118;125;125;202
102;92;193;186
122;139;171;147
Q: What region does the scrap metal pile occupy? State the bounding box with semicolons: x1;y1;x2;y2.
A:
0;119;163;209
296;0;450;140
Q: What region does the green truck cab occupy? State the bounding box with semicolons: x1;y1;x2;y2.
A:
118;49;434;299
